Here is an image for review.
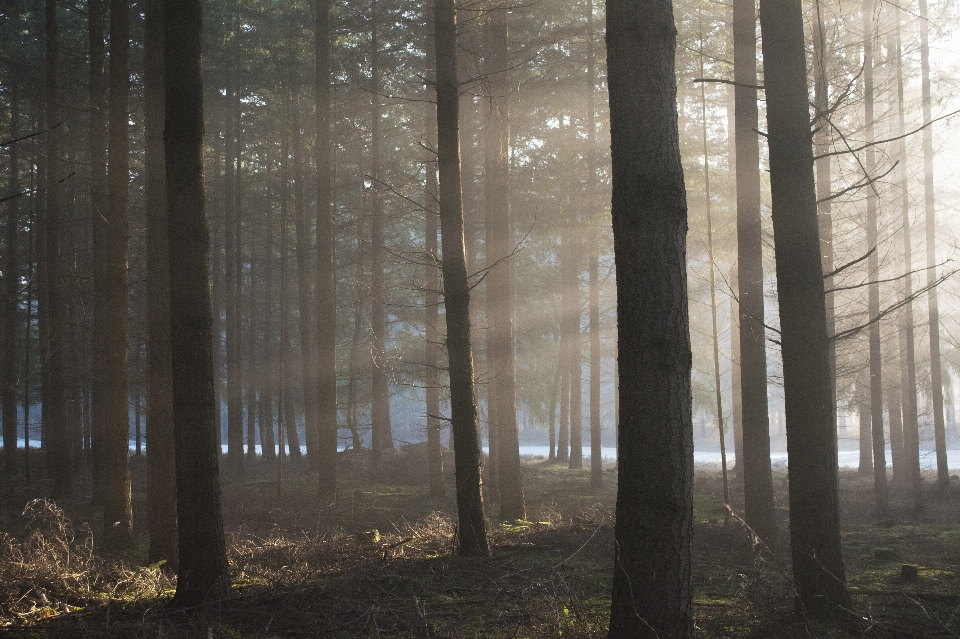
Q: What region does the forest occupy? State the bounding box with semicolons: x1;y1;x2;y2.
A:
2;0;960;636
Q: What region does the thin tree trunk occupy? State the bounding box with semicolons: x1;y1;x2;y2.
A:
88;0;107;505
279;84;301;461
733;0;775;544
858;382;873;473
3;74;20;474
424;22;443;496
699;32;729;520
758;0;851;617
315;0;337;504
919;0;949;498
894;7;921;503
434;0;488;557
164;0;230;605
224;72;244;482
606;0;693;634
370;2;393;481
548;358;560;461
863;0;889;517
586;0;603;490
483;2;524;519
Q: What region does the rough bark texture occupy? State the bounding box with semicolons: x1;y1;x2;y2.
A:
483;4;525;521
919;0;949;497
164;0;230;605
315;0;338;503
759;0;851;618
145;0;177;567
733;0;775;544
606;0;693;636
434;0;489;557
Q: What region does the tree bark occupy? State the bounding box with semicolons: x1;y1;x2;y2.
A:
894;8;921;502
733;0;775;544
863;0;889;517
43;0;72;499
605;0;693;635
919;0;949;498
586;0;602;491
145;0;177;567
758;0;851;618
434;0;489;557
164;0;230;605
3;71;20;474
224;67;244;482
315;0;338;504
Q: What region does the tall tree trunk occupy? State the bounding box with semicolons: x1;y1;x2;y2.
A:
370;2;393;481
289;43;319;471
733;0;775;543
863;0;889;517
919;0;949;498
558;356;569;462
812;0;837;461
858;382;872;473
315;0;337;503
260;208;277;463
606;0;692;635
483;2;524;520
434;0;488;557
144;0;177;568
759;0;851;618
3;74;20;474
100;0;133;549
279;87;301;461
164;0;230;605
224;74;244;482
894;7;921;503
424;22;444;496
586;0;602;490
246;241;260;460
43;0;71;498
88;0;107;504
699;34;729;518
23;197;34;483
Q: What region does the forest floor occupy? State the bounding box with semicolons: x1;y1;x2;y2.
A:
0;446;958;638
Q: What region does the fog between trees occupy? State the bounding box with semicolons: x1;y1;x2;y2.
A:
3;0;960;635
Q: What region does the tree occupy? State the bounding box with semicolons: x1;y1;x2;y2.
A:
164;0;230;606
605;0;693;635
758;0;851;619
315;0;338;504
44;0;72;500
483;1;525;521
434;0;488;557
919;0;949;498
3;60;20;475
732;0;775;544
99;0;134;551
586;0;602;491
145;0;177;566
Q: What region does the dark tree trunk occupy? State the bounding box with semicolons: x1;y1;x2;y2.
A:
858;384;872;473
733;0;775;544
3;76;20;474
98;0;134;550
434;0;489;557
44;0;72;499
758;0;851;618
164;0;230;605
224;73;244;482
483;3;524;520
605;0;693;636
919;0;949;498
894;8;921;503
370;2;393;480
87;0;106;497
144;0;177;567
279;88;301;461
424;22;444;496
315;0;337;504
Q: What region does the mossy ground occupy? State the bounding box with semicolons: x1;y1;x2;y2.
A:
0;450;957;637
